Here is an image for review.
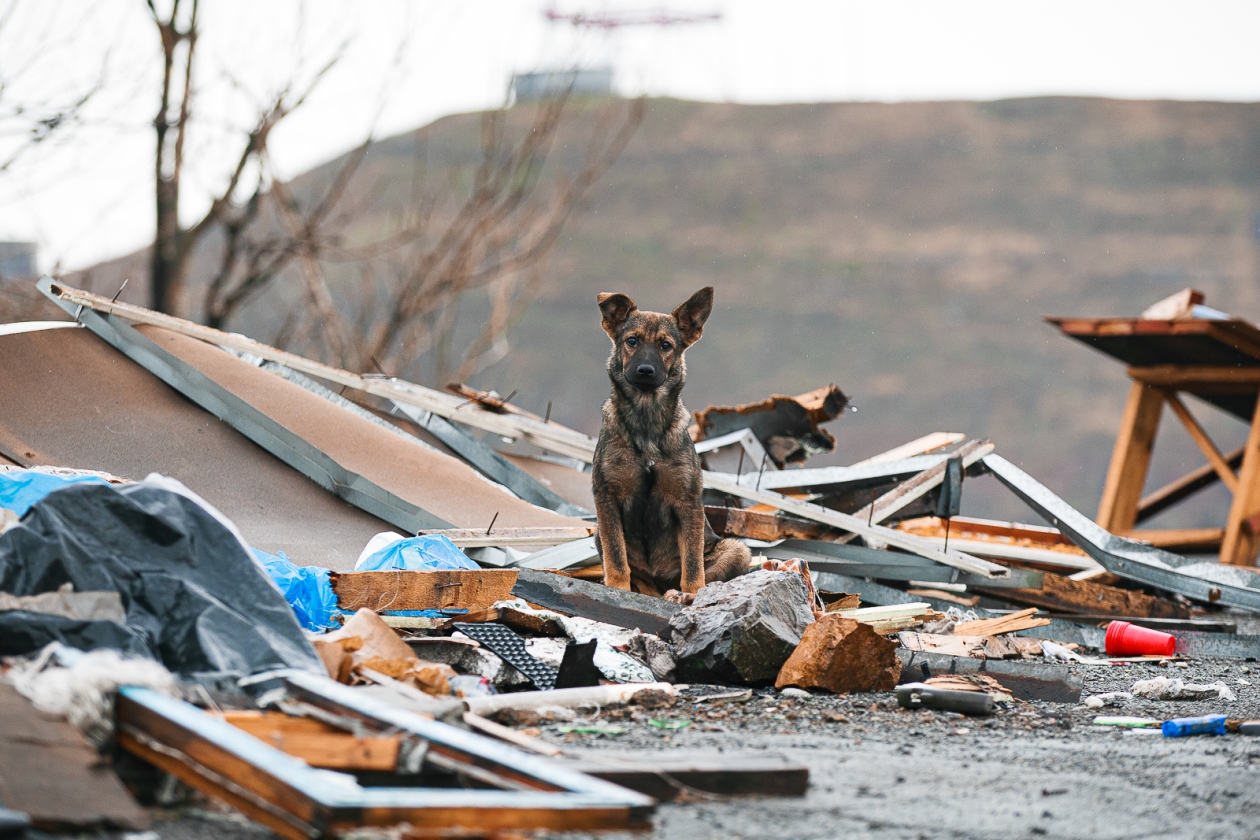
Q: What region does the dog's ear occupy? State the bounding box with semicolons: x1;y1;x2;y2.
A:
671;286;713;348
598;292;638;340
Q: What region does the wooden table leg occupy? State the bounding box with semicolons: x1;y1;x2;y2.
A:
1221;396;1260;567
1097;382;1165;533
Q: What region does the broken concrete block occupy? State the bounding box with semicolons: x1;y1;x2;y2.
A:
775;615;899;694
669;570;815;685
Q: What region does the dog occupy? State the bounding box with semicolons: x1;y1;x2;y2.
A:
591;286;751;599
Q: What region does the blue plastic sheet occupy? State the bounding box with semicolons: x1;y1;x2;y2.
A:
0;470;108;517
356;534;479;572
254;549;339;632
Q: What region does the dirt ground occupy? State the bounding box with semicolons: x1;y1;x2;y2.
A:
51;657;1260;840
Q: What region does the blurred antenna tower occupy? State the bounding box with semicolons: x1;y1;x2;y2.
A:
513;5;722;102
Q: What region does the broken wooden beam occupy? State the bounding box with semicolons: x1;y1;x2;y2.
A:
704;504;832;541
330;569;518;613
975;570;1191;619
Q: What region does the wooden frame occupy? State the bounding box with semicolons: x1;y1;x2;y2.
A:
116;680;653;840
1093;368;1260;564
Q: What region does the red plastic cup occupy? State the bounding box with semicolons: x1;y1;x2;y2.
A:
1105;620;1176;657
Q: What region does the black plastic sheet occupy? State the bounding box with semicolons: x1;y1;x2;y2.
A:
0;483;321;674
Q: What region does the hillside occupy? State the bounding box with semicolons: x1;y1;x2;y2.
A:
63;97;1260;527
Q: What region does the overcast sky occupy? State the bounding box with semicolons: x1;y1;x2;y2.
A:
2;0;1259;272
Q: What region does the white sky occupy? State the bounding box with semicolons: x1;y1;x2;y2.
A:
2;0;1259;272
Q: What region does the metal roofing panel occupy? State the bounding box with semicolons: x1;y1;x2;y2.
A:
135;325;582;533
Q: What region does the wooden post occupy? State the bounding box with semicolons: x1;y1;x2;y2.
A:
1221;395;1260;566
1097;382;1165;533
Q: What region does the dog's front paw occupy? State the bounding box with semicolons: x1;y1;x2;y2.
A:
662;589;696;606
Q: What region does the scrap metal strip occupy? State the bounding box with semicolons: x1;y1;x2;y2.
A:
981;453;1260;611
702;472;1008;579
38;278;452;531
767;540;1043;588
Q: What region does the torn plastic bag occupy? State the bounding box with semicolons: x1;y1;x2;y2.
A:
0;469;107;517
356;533;479;572
0;482;321;675
255;549;338;632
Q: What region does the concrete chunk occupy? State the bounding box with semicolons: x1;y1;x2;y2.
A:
669;570;815;685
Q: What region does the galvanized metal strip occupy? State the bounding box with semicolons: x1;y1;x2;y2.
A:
981;453;1260;611
769;541;1043;588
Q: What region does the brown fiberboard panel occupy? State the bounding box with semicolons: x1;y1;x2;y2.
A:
0;683;149;831
138;325;583;532
0;327;389;568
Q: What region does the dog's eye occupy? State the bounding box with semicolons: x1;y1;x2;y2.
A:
625;336;638;348
659;340;672;352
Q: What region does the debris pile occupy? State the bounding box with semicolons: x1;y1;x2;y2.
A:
3;281;1260;834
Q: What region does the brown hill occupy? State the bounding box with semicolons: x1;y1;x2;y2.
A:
63;96;1260;528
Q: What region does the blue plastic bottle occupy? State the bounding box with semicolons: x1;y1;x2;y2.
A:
1161;715;1227;737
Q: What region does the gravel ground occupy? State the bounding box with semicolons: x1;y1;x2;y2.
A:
45;658;1260;840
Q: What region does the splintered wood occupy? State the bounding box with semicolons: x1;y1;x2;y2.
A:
330;569;518;612
954;607;1050;636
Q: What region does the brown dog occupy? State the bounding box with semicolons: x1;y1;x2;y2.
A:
591;286;751;598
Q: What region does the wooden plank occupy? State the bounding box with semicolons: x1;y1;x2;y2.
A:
45;281;599;463
704;504;831;541
1161;392;1239;492
330;569;519;612
419;527;595;548
1096;381;1165;533
1136;446;1245;523
223;713;401;772
1128;365;1260;388
976;571;1190;619
954;608;1050;636
1222;394;1260;566
702;472;1009;579
848;432;965;466
1121;527;1224;553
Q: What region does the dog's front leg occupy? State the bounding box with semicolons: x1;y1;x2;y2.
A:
676;506;706;594
596;498;632;591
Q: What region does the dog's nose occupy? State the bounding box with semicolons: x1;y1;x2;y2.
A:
636;364;656;378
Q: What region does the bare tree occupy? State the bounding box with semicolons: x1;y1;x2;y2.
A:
0;0;104;174
145;0;344;318
139;1;642;386
273;92;645;385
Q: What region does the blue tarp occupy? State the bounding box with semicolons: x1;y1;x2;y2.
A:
254;549;339;632
356;534;479;572
0;470;108;517
257;537;478;631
